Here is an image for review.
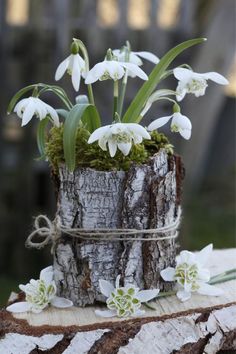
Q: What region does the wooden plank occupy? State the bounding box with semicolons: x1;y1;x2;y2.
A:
0;249;235;353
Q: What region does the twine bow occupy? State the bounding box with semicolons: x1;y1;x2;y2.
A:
26;208;181;250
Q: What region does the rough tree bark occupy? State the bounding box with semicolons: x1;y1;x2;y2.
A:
53;150;184;306
1;249;235;354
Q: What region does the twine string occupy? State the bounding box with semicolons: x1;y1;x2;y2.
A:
26;208;181;250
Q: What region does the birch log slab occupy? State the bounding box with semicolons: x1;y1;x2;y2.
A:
1;249;235;354
53;150;184;306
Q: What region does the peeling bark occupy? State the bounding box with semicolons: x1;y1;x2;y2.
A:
53;150;184;306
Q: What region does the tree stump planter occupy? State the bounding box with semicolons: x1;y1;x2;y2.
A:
53;149;184;307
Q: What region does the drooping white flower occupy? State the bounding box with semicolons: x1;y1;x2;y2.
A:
148;112;192;140
113;49;159;66
55;53;86;91
161;244;224;302
14;97;59;127
95;275;159;318
6;266;73;313
88;122;151;157
85;60;148;84
173;68;229;101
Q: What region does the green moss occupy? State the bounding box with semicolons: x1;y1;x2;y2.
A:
45;126;173;174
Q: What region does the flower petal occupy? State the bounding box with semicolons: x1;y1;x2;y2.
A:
122;63;148;80
176;290;192;302
50;296;73;308
6;301;31;313
160;267;176;281
197;283;224;296
127;124;151;139
99;279;114;298
136;289;159;302
40;266;54;284
147;115;173;131
179;128;192;140
95;309;116;318
88;126;110;144
71;55;82;91
173;68;193;82
85;63;106;84
172;113;192;130
195;244;213;266
197;268;211;282
55;56;70;81
108;140;117;157
200;72;229;85
21;102;35;126
118;142;132;156
176;250;196;265
45;104;60;127
132;309;146;317
135;51;159;64
107;61;124;81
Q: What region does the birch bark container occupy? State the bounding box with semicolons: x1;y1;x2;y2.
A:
53;149;184;306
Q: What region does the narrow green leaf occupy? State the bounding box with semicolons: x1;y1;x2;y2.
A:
81;105;101;133
56;109;69;119
36;117;50;158
122;38;206;123
63;103;101;171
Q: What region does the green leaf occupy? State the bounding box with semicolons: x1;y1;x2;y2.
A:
36;117;50;158
81;105;101;133
122;38;206;123
7;84;39;114
56;109;69;119
63;104;101;171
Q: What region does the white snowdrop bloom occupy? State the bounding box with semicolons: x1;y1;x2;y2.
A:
85;60;148;84
173;68;229;101
88;122;151;157
161;244;224;302
113;49;159;66
95;275;159;318
55;53;86;91
14;97;59;127
148;112;192;140
7;266;73;313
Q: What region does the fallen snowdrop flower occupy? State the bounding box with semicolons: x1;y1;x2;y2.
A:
14;97;59;127
7;266;73;313
161;244;224;302
88;122;151;157
85;60;148;84
95;275;159;318
148;111;192;140
173;68;229;101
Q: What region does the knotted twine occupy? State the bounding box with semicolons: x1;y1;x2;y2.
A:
25;207;181;251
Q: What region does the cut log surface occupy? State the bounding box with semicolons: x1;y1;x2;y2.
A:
1;249;235;354
53;150;184;306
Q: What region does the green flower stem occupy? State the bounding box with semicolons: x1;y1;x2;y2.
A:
117;72;128;117
73;38;95;105
113;80;119;120
38;87;73;110
209;268;236;281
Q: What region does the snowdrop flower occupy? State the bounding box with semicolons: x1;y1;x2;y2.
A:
161;244;224;302
148;111;192;140
55;47;86;91
113;49;159;66
174;68;229;101
95;275;159;318
7;266;73;313
14;97;59;127
85;60;148;84
88;122;151;157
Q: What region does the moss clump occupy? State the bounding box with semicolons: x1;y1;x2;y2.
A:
45;126;173;174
